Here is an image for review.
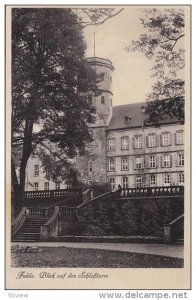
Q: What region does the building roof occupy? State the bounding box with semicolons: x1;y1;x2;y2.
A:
107;102;182;131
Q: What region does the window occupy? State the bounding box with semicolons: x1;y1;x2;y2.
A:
150;174;156;187
178;173;184;184
122;176;128;188
178;153;184;166
147;134;157;147
34;165;39;177
134;136;142;148
121;157;129;170
101;95;105;104
88;94;92;104
109;178;115;190
163;174;171;186
136;176;142;188
33;182;39;191
56;182;60;190
149;156;156;168
45;170;50;178
161;132;171;146
176;131;184;145
89;162;93;173
44;182;49;190
108;158;115;171
163;155;172;167
108;138;116;151
121;137;129;150
135;157;142;169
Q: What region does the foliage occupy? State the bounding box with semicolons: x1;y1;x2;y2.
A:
12;8;98;201
126;8;185;122
77;198;184;237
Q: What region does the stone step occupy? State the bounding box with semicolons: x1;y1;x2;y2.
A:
174;238;184;245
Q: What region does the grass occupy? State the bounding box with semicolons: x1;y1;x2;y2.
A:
11;247;183;268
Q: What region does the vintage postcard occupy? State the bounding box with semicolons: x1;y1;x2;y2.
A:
6;5;191;290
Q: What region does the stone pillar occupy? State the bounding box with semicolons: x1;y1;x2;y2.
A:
164;225;171;244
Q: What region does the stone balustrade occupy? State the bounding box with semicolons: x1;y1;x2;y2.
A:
117;186;184;198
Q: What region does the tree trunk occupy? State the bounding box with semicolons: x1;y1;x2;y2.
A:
19;118;34;201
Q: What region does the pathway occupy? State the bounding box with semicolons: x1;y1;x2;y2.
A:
11;242;184;259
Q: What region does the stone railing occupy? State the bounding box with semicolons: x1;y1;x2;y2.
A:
82;189;94;203
164;214;184;243
11;207;26;237
26;207;52;218
40;206;59;239
24;188;82;201
117;186;184;198
59;206;77;217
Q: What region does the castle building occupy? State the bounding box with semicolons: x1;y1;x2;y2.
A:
24;56;184;191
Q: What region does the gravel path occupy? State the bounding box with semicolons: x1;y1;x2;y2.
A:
11;242;184;259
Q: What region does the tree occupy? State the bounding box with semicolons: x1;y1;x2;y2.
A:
12;8;98;211
126;8;185;122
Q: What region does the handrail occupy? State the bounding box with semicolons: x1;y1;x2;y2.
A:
164;214;184;243
82;188;94;203
40;206;59;238
168;214;184;226
11;207;26;236
44;206;59;227
77;191;115;209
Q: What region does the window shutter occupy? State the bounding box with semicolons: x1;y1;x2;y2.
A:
170;133;173;146
174;133;177;145
155;135;157;147
132;138;135;149
145;156;149;169
159;155;163;168
146;136;149;148
170;155;172;167
155;155;158;169
142;156;144;169
134;157;137;169
160;134;163;147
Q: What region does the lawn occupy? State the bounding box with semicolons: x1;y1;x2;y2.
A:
11;247;183;268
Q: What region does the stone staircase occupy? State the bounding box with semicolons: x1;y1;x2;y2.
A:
12;217;48;242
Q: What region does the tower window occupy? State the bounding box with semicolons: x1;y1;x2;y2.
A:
101;95;105;104
88;94;92;104
89;162;93;173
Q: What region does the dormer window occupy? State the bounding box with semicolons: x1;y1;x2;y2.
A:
124;116;131;124
101;95;105;104
141;106;146;113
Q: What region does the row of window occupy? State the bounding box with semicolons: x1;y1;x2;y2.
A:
109;173;184;189
33;181;60;191
108;131;184;151
88;94;105;104
108;153;184;171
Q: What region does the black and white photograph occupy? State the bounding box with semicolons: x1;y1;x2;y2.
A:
6;5;191;289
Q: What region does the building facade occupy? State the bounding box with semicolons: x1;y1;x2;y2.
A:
24;56;184;191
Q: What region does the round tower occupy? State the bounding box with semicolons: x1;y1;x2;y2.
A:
86;57;114;126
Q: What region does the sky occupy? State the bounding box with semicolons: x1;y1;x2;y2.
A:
83;7;156;106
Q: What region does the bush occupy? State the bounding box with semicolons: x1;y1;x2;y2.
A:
76;197;184;237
